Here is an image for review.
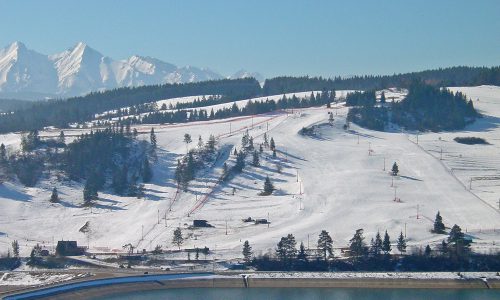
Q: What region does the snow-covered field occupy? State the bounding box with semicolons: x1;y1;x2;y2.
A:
0;271;91;286
0;86;499;262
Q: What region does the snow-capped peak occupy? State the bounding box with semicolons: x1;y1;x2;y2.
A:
0;42;262;100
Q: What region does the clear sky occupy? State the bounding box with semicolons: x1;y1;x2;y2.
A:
0;0;499;78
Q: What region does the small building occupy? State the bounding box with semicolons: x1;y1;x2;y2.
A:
56;241;85;256
254;219;269;225
193;220;213;228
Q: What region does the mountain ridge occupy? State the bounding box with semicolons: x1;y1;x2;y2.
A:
0;42;263;100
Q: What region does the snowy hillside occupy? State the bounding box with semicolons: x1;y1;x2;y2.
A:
0;86;499;261
0;42;257;100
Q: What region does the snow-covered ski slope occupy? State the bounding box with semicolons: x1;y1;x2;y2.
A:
0;86;499;259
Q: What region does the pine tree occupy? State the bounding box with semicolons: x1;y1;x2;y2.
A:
242;240;252;264
448;224;470;257
392;162;399;176
252;150;260;166
297;242;308;261
263;176;274;195
0;143;6;162
235;151;246;172
248;136;254;150
433;211;446;234
275;234;297;267
12;240;19;257
183;133;192;153
259;144;263;153
397;231;407;254
424;245;432;256
349;229;367;259
270;137;276;151
58;131;66;145
263;133;269;148
197;135;204;149
370;231;383;256
50;187;59;203
272;149;277;158
207;134;216;153
317;230;333;261
440;240;448;256
150;128;157;149
382;230;391;254
380;91;386;103
83;179;98;206
141;157;153;182
173;227;184;250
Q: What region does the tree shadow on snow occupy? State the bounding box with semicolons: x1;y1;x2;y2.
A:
399;175;423;182
0;184;32;202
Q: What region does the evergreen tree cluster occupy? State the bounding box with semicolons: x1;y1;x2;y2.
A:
392;81;478;131
138;91;335;126
65;127;151;197
345;90;376;107
174;134;217;191
347;81;478;131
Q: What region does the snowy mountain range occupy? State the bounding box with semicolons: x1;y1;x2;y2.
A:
0;42;263;100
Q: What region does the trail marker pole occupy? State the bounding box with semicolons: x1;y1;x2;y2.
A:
417;205;420;219
157;209;160;224
383;157;386;171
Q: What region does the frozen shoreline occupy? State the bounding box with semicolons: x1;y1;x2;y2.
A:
2;271;500;299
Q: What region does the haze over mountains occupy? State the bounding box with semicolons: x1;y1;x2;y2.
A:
0;42;263;100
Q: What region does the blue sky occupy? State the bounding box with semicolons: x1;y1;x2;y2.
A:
0;0;499;78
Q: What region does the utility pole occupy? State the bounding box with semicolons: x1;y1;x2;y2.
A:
225;220;228;235
157;209;160;224
404;223;407;238
416;204;420;219
391;176;394;187
469;178;473;190
368;142;371;156
296;169;299;182
416;133;419;144
383;157;386;171
267;212;270;228
307;234;310;249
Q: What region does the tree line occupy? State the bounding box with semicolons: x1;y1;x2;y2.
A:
243;211;497;272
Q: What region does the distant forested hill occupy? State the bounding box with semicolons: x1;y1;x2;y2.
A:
0;66;498;133
0;78;261;133
263;66;499;95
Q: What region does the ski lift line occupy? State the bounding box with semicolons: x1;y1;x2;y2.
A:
407;133;500;215
135;184;181;249
186;111;293;215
